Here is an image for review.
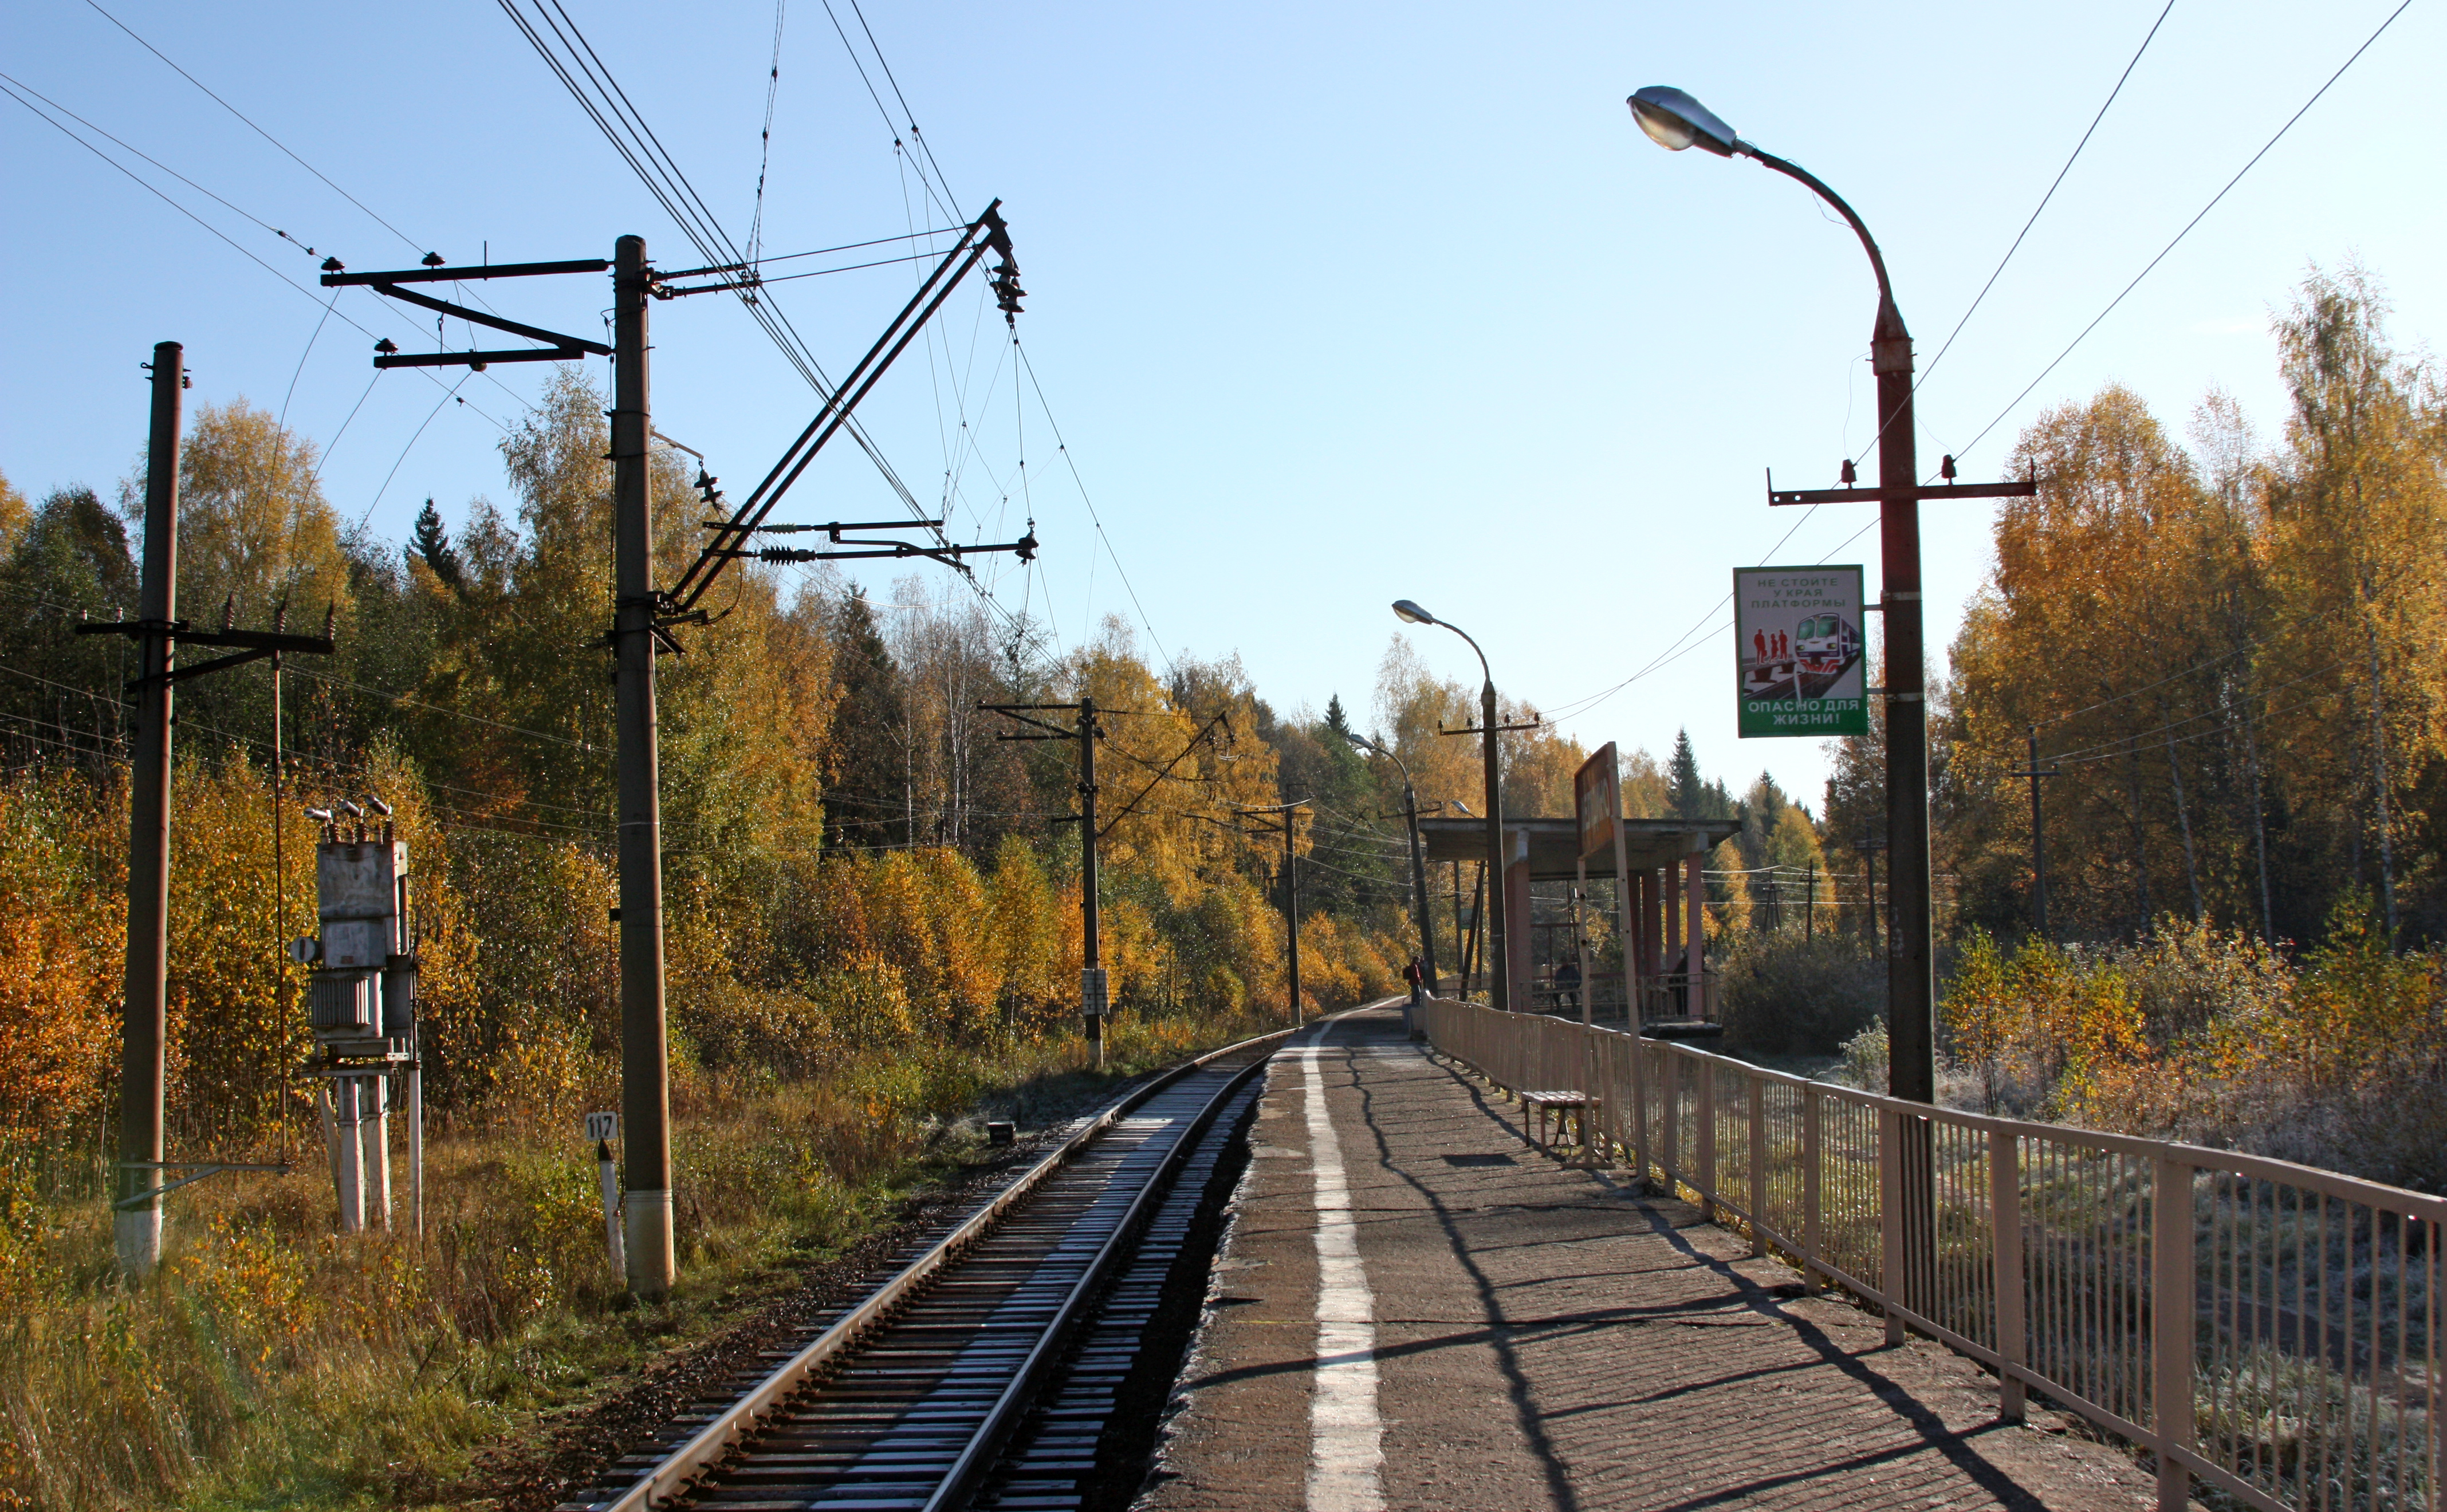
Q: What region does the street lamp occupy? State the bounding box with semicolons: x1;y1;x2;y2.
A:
1390;600;1509;1011
1624;85;1935;1106
1341;729;1438;1024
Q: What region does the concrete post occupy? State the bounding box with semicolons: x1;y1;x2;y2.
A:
611;234;675;1298
334;1078;364;1234
2151;1156;2196;1509
116;340;182;1277
362;1075;391;1231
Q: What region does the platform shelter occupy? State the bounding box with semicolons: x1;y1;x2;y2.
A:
1418;815;1739;1026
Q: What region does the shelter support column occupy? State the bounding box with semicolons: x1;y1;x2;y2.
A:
1665;864;1681;981
1627;871;1645;1013
1685;838;1709;1019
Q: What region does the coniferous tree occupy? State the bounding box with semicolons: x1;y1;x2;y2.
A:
0;487;138;766
410;498;465;591
1667;728;1733;820
825;585;909;849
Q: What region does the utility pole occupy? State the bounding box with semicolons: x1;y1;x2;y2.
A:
1395;601;1527;1010
321;218;1026;1297
2011;723;2060;940
1341;731;1436;999
1285;816;1300;1025
116;341;182;1278
1402;779;1435;994
1626;82;2038;1354
1238;802;1310;1025
980;699;1110;1062
1078;695;1105;1066
1431;698;1540;1007
1859;831;1886;951
1871;298;1935;1107
1480;681;1504;1009
86;344;331;1274
611;234;675;1300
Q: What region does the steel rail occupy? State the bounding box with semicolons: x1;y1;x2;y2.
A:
593;1018;1312;1512
922;1032;1278;1510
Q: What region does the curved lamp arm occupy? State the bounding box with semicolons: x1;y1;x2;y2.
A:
1734;144;1897;321
1438;620;1494;691
1343;730;1411;783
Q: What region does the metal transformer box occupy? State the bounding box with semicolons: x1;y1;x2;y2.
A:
312;840;411;1048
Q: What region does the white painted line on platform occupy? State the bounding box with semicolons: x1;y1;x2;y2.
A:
1301;1026;1383;1512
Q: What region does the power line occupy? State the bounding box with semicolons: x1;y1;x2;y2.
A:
356;373;471;528
0;69;325;258
278;293;341;431
746;0;788;270
1835;0;2181;478
2042;652;2358;767
815;0;957;223
1944;0;2415;470
1915;0;2177;397
278;667;599;753
1538;2;2251;734
495;0;989;603
309;372;385;486
1013;339;1177;679
845;0;959;211
0;78;516;448
79;0;425;258
2037;598;2352;730
58;6;554;437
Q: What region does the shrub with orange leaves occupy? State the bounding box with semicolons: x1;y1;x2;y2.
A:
0;771;119;1141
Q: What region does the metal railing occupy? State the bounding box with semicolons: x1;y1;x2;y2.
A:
1516;970;1718;1027
1634;967;1715;1027
1423;998;2445;1512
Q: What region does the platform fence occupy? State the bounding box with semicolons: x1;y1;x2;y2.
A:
1422;997;2445;1512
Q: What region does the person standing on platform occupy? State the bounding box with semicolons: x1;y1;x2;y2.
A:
1402;955;1425;1036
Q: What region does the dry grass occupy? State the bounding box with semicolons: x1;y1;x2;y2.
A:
0;1006;1289;1511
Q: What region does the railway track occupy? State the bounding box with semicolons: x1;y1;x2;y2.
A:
557;1022;1305;1512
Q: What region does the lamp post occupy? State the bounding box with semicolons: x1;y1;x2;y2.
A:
1343;730;1438;1011
1624;86;1935;1105
1391;600;1508;1011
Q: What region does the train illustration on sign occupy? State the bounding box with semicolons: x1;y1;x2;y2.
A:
1740;611;1862;702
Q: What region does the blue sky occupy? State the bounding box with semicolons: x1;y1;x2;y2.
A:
6;0;2441;812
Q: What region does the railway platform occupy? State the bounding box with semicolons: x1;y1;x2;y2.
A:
1140;1005;2171;1511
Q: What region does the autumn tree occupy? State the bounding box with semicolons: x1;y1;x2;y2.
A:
1945;265;2447;946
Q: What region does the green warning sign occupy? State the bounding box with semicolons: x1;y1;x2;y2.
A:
1734;565;1868;739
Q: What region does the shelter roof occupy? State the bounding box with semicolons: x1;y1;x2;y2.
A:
1418;816;1741;883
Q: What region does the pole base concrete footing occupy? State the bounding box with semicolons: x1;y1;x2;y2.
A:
115;1205;162;1277
624;1187;675;1298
